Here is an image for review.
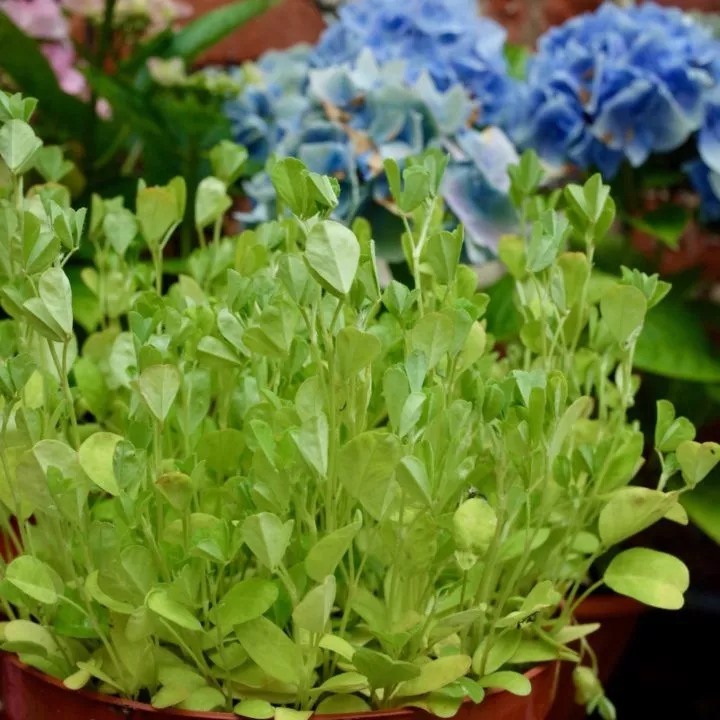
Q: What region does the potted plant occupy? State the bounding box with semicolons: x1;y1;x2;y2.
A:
0;91;714;720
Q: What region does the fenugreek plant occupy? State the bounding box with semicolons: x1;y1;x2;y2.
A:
0;92;716;718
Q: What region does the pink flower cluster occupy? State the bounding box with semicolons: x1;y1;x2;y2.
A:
1;0;191;107
1;0;87;96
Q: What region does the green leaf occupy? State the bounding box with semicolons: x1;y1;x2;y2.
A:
472;629;522;674
635;298;720;382
292;576;336;634
655;400;696;453
36;268;73;339
599;487;677;547
195;176;232;229
676;441;720;488
6;556;57;605
242;512;293;571
425;230;463;285
396;455;432;506
335;327;381;377
137;364;180;424
398;165;431;213
147;589;202;631
603;548;689;610
338;431;401;520
313;672;369;695
352;648;420;689
477;671;531;696
137;186;178;248
197;335;242;369
179;686;225;712
305;516;362;583
395;655;471;697
212;577;278;632
0;118;41;173
78;432;123;496
85;570;134;614
152;685;190;709
410;312;454;370
234;699;275;718
526;210;569;273
3;620;58;656
235;616;303;686
33;145;73;183
210;140;248;186
103;209;138;256
305;220;360;297
316;695;371;714
155;472;194;512
600;284;647;345
290;414;328;477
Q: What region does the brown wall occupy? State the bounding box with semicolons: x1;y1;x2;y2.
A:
486;0;719;45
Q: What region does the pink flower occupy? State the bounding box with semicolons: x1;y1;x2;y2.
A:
42;42;87;96
1;0;69;41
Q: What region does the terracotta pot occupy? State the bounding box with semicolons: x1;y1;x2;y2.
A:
549;595;645;720
0;654;557;720
187;0;326;66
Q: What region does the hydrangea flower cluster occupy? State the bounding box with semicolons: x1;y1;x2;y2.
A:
311;0;516;127
690;91;720;221
515;2;720;185
226;48;518;259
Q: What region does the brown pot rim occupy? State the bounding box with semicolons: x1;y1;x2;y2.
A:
574;594;646;621
4;654;550;719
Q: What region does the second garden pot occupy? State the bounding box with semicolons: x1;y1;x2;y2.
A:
0;655;557;720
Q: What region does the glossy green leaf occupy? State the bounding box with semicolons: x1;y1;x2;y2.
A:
603;548;689;610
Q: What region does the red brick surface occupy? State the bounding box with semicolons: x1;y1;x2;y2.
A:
187;0;326;65
487;0;719;44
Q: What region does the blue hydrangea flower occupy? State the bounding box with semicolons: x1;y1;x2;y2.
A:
228;44;519;257
686;160;720;222
516;2;720;179
689;90;720;221
225;45;314;166
311;0;516;126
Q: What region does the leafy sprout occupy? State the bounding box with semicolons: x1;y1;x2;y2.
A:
0;93;714;717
